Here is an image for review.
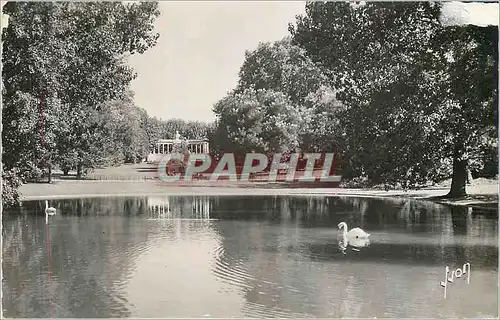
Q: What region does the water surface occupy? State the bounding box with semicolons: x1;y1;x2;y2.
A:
2;196;498;318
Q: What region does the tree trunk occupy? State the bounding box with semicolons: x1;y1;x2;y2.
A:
77;164;82;179
466;168;473;185
448;157;467;198
63;168;69;176
48;164;52;184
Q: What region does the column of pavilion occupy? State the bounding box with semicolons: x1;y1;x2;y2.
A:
152;141;209;154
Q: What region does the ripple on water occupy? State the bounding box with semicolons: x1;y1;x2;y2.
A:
212;244;255;291
211;243;319;318
3;197;497;318
297;242;346;262
108;290;133;317
242;301;312;318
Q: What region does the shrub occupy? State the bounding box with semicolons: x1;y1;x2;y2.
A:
2;168;23;209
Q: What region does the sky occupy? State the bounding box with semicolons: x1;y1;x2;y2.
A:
2;1;497;123
128;1;499;124
128;1;307;123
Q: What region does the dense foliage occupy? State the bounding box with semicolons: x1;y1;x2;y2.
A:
2;2;159;185
2;2;497;207
212;1;497;197
1;2;200;207
2;168;23;208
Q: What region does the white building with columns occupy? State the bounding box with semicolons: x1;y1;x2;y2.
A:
147;131;210;163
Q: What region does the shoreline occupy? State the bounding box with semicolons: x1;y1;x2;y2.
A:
18;179;498;209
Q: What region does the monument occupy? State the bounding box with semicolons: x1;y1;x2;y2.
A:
147;132;209;163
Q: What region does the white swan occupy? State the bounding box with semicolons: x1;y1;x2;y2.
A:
338;222;370;253
338;222;370;239
45;200;56;223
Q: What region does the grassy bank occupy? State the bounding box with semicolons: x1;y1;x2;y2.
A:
15;164;497;209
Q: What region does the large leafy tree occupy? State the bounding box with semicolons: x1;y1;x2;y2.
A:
100;90;150;166
290;2;442;186
236;38;331;105
429;25;498;196
213;88;302;155
229;37;344;153
139;111;162;152
290;2;497;196
2;2;160;181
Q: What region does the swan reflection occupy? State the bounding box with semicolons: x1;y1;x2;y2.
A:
338;237;370;254
147;196;211;220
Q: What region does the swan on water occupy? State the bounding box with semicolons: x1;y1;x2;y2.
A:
338;222;370;239
45;200;56;223
338;222;370;253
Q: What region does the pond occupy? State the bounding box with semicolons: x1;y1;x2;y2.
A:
2;196;498;318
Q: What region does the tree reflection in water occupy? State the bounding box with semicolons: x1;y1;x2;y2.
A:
209;196;498;318
2;195;498;318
